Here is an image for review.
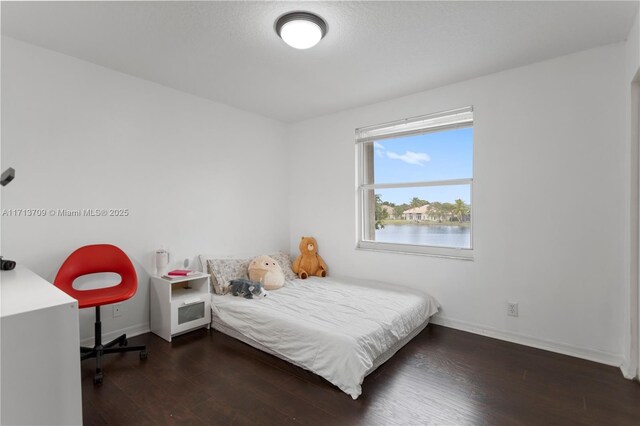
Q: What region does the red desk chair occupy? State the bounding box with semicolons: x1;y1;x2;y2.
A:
54;244;148;384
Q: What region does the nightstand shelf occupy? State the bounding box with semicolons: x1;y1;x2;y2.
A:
150;274;211;342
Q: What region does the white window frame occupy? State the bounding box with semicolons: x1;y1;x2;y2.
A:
356;106;474;259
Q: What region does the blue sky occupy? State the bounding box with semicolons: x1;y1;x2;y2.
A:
373;127;472;205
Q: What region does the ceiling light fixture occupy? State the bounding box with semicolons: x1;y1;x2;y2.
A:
276;12;327;50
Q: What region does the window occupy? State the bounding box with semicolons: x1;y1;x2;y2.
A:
356;106;473;258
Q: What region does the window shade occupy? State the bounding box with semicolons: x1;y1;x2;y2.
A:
355;106;473;144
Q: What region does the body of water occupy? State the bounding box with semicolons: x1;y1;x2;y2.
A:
375;224;471;248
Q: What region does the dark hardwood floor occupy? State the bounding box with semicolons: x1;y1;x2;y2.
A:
81;324;640;425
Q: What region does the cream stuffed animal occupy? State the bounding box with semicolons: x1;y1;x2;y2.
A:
248;255;285;290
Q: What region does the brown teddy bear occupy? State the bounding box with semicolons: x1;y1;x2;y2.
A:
292;236;327;279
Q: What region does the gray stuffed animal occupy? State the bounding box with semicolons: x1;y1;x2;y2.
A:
228;279;268;299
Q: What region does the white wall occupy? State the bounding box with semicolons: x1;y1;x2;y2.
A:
626;10;640;83
1;37;290;342
624;8;640;379
287;43;628;366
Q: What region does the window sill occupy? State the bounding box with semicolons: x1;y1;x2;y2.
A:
356;241;474;261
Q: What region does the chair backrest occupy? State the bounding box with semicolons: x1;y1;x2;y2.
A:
54;244;137;308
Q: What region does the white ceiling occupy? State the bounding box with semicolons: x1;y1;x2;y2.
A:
2;1;638;123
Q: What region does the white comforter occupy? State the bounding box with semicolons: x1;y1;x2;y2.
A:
211;276;439;399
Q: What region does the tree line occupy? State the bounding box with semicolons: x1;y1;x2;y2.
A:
375;196;470;229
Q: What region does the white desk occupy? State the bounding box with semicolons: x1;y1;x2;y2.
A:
1;266;83;425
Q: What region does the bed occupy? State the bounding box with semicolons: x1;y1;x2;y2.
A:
205;268;439;399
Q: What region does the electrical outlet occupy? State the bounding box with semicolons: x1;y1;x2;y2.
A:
113;304;123;318
507;302;519;317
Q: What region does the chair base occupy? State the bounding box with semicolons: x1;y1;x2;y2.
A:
82;306;148;384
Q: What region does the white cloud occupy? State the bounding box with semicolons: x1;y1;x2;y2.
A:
386;150;431;166
373;141;385;158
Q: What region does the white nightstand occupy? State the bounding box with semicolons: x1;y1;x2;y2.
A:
150;274;211;342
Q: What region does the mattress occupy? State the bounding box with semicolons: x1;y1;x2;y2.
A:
210;276;439;399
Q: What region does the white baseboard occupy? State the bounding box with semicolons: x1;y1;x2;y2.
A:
80;322;150;347
620;359;638;380
430;315;623;368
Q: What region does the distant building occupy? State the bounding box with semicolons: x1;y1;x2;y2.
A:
402;205;430;221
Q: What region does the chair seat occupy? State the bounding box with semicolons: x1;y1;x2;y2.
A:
54;244;138;309
67;287;136;309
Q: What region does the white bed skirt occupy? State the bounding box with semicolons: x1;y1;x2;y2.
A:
210;310;430;378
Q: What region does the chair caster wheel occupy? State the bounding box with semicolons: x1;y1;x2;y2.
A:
140;350;148;360
93;373;103;385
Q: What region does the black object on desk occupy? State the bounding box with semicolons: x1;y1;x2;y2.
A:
1;257;16;271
